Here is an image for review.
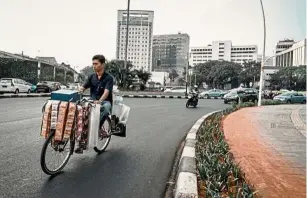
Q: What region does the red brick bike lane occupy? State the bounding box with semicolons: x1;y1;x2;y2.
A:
223;105;306;198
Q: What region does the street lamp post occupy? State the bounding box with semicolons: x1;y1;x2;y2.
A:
123;0;131;88
124;0;131;71
185;53;189;96
257;0;266;106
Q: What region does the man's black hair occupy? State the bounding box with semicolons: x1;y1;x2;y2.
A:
92;54;106;64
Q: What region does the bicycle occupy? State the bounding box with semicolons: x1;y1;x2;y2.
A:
40;97;126;175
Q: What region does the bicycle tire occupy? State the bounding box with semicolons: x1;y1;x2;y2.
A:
94;117;112;154
40;130;74;175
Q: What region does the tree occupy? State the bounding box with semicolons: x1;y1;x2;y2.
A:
134;69;152;85
178;77;186;86
169;69;179;81
239;61;261;88
193;61;242;89
269;65;306;90
211;61;241;88
80;66;94;77
105;59;134;89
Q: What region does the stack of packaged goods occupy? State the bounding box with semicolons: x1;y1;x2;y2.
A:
50;101;60;130
81;103;91;147
40;100;92;147
41;101;53;138
75;105;83;141
55;102;68;141
63;103;77;141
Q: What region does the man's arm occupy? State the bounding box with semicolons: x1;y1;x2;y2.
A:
98;76;114;102
79;75;91;93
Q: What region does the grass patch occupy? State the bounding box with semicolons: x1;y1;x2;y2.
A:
195;100;284;197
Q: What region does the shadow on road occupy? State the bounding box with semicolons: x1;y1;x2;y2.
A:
40;147;129;197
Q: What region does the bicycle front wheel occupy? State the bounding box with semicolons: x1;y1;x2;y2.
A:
94;117;112;154
40;130;74;175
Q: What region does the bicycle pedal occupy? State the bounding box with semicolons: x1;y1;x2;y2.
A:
75;148;84;154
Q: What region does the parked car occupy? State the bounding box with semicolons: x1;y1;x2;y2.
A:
224;88;258;104
0;78;31;94
67;83;81;91
200;89;227;98
273;92;306;104
25;82;37;93
36;81;60;93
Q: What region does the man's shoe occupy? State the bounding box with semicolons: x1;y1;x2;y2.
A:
75;147;83;154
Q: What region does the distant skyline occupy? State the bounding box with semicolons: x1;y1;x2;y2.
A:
0;0;305;71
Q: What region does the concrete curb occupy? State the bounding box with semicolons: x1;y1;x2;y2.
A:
0;93;51;99
174;110;222;198
0;93;224;100
121;95;223;99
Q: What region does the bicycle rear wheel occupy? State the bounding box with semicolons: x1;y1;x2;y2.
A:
40;130;74;175
94;117;112;154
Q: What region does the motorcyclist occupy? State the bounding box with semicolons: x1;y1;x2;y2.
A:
192;85;199;94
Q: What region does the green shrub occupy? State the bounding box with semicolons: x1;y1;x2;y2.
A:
261;99;285;105
196;112;256;197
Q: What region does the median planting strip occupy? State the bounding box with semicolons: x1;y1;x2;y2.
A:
173;100;286;198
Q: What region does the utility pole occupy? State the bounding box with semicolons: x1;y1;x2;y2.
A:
123;0;131;88
258;0;266;106
124;0;131;70
185;52;189;96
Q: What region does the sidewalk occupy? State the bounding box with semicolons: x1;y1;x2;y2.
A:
223;105;306;197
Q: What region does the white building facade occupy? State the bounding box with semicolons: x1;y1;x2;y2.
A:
116;10;154;72
275;39;307;67
190;40;258;66
275;39;295;54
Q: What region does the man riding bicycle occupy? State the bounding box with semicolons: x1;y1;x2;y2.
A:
78;54;114;152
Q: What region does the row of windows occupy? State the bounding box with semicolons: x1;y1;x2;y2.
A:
120;39;148;43
120;52;149;57
121;27;149;31
231;48;256;51
231;55;253;57
120;44;148;47
121;35;149;39
231;59;253;62
191;52;212;55
120;31;148;36
119;48;148;52
191;47;256;52
192;56;212;58
191;49;212;52
119;49;149;55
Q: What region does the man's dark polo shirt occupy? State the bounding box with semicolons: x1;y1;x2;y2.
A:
83;72;114;103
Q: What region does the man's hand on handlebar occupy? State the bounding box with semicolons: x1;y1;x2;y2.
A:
94;100;101;104
78;87;85;94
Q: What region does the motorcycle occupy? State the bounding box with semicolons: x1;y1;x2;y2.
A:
186;91;199;108
39;88;130;175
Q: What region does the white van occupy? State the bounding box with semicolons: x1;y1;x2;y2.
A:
0;78;31;94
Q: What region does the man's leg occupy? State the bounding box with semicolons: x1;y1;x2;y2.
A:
100;101;111;128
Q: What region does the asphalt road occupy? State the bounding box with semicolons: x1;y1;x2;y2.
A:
0;98;228;198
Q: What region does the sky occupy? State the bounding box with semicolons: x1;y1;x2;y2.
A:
0;0;306;71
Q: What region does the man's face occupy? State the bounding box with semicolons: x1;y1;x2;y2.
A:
92;59;104;72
